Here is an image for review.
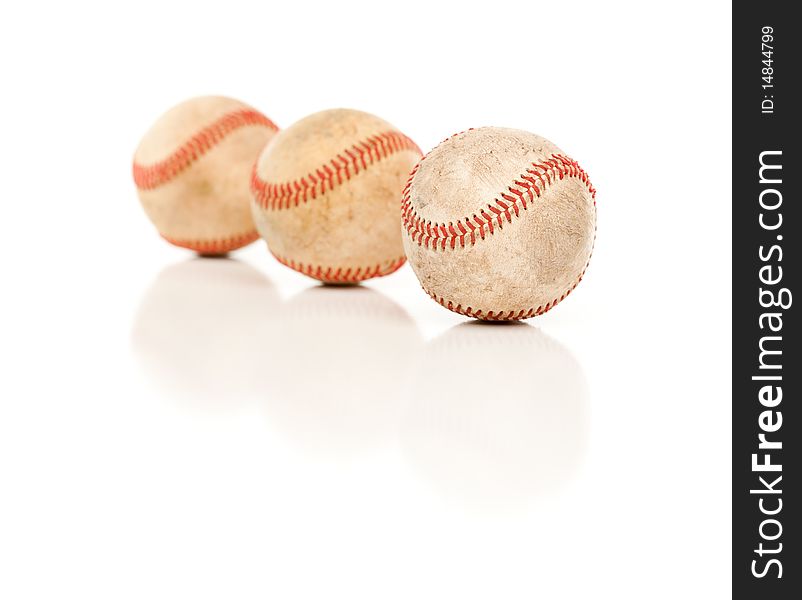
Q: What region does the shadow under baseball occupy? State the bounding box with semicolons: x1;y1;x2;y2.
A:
400;321;589;513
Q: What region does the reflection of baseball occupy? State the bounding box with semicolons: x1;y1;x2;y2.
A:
251;108;421;283
133;96;279;255
402;127;597;320
131;259;280;410
254;286;422;456
401;322;588;510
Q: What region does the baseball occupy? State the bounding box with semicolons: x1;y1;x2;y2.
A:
251;108;421;283
133;96;279;255
402;127;596;320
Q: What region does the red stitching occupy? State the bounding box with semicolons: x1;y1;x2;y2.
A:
270;250;407;283
402;152;596;251
161;230;260;254
420;269;586;321
251;131;421;210
133;109;278;190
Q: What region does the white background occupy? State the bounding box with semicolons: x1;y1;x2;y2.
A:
0;1;732;598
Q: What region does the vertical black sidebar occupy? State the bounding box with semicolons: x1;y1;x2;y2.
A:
733;3;799;599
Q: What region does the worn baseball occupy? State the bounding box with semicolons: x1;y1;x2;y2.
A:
251;108;421;283
402;127;596;320
133;96;279;255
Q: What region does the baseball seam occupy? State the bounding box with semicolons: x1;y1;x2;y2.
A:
271;250;406;284
161;231;261;254
403;131;597;320
251;131;421;210
133;109;278;190
402;153;596;251
421;269;587;321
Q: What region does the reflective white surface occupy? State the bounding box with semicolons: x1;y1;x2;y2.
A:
0;1;731;598
132;260;589;511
